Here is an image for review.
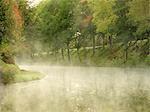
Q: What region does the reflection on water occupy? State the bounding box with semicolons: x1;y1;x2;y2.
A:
0;66;150;112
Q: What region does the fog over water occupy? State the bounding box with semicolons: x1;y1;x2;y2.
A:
0;65;150;112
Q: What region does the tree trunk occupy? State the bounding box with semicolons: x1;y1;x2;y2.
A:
108;36;112;50
83;46;87;64
54;50;58;62
144;38;149;56
102;36;105;49
61;48;64;60
141;38;149;57
67;42;71;62
124;45;128;63
93;35;95;55
77;48;81;62
147;38;150;55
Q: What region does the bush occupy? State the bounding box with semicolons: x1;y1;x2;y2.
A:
0;59;5;66
1;64;20;84
144;56;150;66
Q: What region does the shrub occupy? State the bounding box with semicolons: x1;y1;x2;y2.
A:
1;64;20;84
0;59;5;66
144;56;150;66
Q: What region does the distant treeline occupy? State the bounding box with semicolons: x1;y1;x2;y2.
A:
0;0;150;66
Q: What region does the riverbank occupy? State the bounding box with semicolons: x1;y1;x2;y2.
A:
20;47;150;68
0;60;45;84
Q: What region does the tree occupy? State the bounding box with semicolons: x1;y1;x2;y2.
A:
37;0;76;62
128;0;150;57
16;0;40;59
113;0;135;62
0;0;23;64
0;0;8;44
128;0;150;37
90;0;117;50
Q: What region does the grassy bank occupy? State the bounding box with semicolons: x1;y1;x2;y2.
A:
27;46;150;67
13;70;45;83
0;60;45;84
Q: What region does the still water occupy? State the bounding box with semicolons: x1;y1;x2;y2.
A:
0;66;150;112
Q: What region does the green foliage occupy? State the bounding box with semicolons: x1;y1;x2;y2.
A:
17;0;31;26
128;0;150;36
0;0;25;60
0;0;12;44
1;63;20;84
90;0;117;34
0;0;149;67
0;59;5;65
0;59;44;84
38;0;76;50
14;70;45;83
144;56;150;66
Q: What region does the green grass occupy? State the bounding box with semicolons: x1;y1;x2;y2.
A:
0;60;45;84
32;46;150;67
14;70;45;83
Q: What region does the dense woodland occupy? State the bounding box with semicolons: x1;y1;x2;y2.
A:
0;0;150;66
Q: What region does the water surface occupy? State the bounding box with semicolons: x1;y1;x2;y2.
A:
0;66;150;112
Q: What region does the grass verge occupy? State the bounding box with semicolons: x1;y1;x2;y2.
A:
13;70;45;83
0;60;45;84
